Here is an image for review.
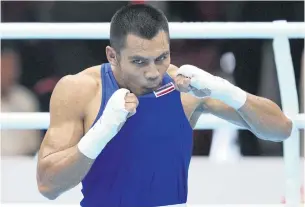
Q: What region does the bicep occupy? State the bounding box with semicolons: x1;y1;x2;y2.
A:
39;76;87;159
40;119;84;159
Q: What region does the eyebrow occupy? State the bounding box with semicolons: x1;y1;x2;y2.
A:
128;51;170;60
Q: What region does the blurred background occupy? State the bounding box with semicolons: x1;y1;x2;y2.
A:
1;0;304;205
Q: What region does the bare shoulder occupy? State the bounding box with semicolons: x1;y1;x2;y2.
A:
40;67;101;159
53;70;99;100
80;65;102;83
50;66;100;117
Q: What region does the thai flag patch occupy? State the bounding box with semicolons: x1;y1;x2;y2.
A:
153;82;176;98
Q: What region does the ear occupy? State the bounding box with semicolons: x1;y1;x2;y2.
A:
106;46;119;66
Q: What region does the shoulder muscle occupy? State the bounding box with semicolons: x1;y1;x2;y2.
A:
49;74;98;122
39;74;98;158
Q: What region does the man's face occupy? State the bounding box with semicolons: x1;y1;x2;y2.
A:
117;31;170;94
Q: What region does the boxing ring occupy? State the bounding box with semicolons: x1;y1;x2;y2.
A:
1;21;305;206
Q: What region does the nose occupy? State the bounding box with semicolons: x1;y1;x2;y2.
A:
145;66;160;81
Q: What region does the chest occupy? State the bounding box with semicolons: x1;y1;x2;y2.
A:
83;87;201;133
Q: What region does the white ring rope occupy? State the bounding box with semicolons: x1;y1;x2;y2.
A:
0;112;304;130
1;22;305;39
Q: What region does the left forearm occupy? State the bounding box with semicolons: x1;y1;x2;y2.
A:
238;93;293;141
176;64;294;142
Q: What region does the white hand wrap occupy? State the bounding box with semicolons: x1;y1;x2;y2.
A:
77;88;130;159
177;65;247;110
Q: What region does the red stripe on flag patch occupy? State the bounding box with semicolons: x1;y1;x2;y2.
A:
153;82;175;98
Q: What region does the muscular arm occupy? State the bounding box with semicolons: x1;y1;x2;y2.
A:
168;64;292;141
202;94;293;141
37;74;98;199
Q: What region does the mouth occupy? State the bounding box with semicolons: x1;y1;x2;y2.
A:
146;80;162;89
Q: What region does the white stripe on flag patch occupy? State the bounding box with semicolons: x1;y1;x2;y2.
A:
153;82;175;98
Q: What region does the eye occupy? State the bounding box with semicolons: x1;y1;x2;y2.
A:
155;55;167;62
132;59;145;65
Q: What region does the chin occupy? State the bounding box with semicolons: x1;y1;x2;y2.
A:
142;86;158;94
146;82;162;90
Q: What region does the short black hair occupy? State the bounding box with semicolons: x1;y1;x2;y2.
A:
110;4;169;52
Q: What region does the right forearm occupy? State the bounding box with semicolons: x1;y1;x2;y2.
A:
38;121;117;198
37;145;94;197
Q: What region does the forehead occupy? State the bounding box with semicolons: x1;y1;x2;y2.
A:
122;31;169;57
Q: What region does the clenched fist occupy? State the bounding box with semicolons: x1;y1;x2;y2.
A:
78;88;139;159
174;74;210;98
175;64;247;110
124;92;139;117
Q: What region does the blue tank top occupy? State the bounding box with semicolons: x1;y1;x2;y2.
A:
80;63;193;207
